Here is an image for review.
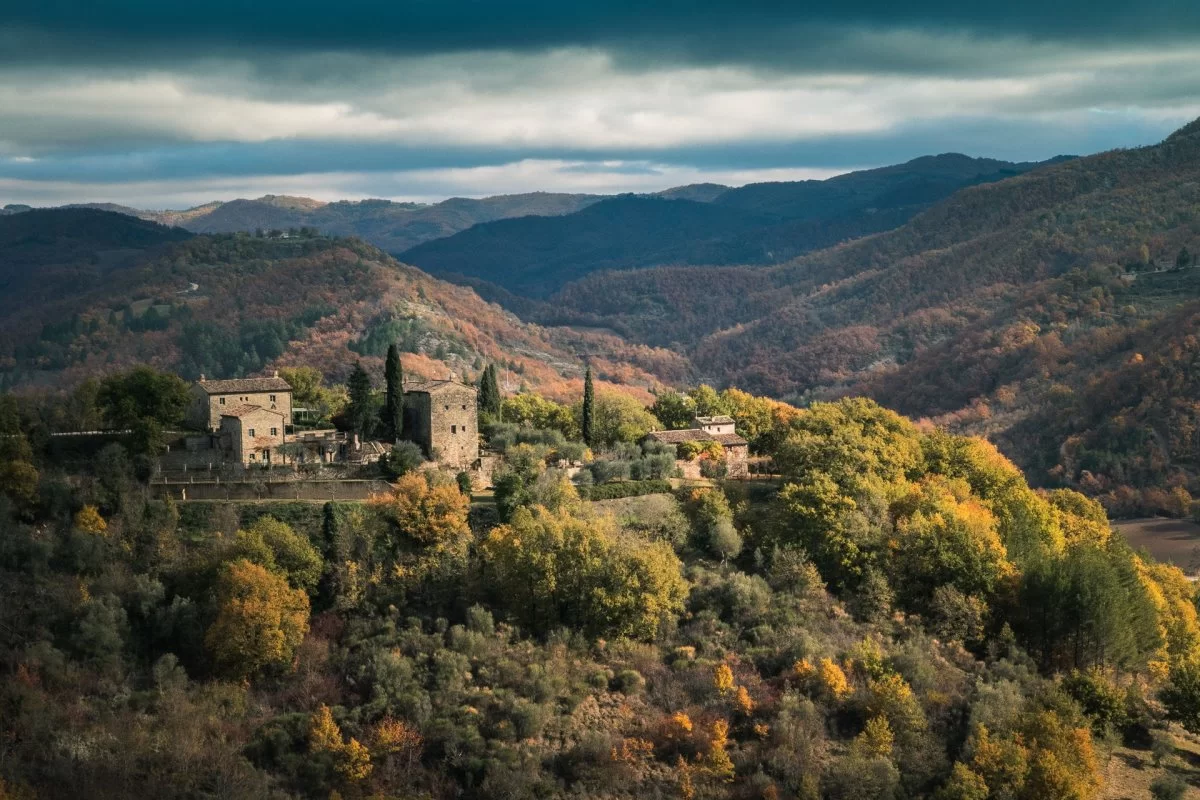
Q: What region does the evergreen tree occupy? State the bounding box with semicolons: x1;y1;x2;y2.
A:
383;343;404;442
582;366;595;446
478;364;502;419
346;361;374;439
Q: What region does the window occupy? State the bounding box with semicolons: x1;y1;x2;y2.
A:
451;425;457;434
462;404;467;410
269;394;276;402
249;453;255;461
444;404;450;411
219;397;225;405
270;427;277;436
248;428;256;437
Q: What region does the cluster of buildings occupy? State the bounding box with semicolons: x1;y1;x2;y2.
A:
184;371;750;481
186;373;480;471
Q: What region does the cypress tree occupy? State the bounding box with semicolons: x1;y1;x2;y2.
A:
383;343;404;442
346;361;373;438
478;364;501;418
582;366;595;446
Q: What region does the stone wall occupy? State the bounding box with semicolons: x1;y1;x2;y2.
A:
155;478;392;502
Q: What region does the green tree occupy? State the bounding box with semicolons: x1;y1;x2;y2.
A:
480;506;688;639
478;364;501;420
1162;660;1200;734
97;366;191;430
575;390;660;447
650;391;695;430
382;343;404;442
346;361;375;439
581;367;595;446
232;516;324;593
205;559;310;680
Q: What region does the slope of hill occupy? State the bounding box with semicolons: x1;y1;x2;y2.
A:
0;208;192;319
399;153;1064;297
145;191;604;252
541;121;1200;505
0;210;683;399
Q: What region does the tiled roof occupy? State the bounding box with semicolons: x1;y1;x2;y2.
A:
220;404;285;419
198;376;292;394
404;379;476;395
645;429;748;446
695;415;735;425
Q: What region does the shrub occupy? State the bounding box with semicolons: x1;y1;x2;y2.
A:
577;480;672;501
1150;773;1187;800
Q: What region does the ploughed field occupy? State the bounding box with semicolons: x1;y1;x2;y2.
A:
1114;517;1200;576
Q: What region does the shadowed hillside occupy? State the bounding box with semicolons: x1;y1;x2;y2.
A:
0;210;682;399
400;153;1063;296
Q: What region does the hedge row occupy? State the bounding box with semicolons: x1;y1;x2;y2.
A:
578;480;673;501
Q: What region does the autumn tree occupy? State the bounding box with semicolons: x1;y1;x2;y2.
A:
231;516;323;593
382;343;404;442
479;505;688;639
650;390;695;430
574;390;660;447
205;559;310;680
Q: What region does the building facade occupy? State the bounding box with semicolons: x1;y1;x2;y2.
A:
403;379;479;471
218;405;287;466
644;415;749;479
190;373;293;431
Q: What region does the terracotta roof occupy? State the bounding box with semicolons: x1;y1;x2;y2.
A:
220;404;285;419
645;429;748;446
198;376;292;394
404;379;476;395
695;415;735;425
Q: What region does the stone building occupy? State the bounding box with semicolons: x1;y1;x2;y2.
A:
403;379;479;471
644;415;749;479
190;373;293;431
218;404;287;466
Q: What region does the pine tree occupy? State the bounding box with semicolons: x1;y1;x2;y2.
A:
582;366;595;446
383;343;404;442
347;361;374;439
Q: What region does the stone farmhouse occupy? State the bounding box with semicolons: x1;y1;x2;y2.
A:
403;379;480;471
190;373;293;432
183;373;481;471
644;415;749;478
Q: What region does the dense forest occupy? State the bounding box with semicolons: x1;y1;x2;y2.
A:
0;215;684;401
400;154;1059;297
496;119;1200;513
2;369;1200;799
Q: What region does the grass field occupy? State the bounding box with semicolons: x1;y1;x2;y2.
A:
1113;517;1200;576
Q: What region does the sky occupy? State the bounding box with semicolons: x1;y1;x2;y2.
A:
2;2;1200;208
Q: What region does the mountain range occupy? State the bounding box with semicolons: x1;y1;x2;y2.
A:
4;124;1200;510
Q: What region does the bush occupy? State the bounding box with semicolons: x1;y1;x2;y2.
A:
1150;773;1187;800
612;669;646;695
577;480;672;501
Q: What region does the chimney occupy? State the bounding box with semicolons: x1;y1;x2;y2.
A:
199;373;206;382
272;370;279;378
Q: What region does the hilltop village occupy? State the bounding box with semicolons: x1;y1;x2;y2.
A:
5;353;1200;800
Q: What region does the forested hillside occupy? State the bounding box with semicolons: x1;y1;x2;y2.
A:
535;121;1200;510
400;154;1060;296
0;210;682;399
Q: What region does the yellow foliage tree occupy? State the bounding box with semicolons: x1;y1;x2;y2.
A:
73;505;108;536
818;658;853;701
853;715;895;760
369;472;471;553
703;719;735;781
205;559;310;680
713;663;735;695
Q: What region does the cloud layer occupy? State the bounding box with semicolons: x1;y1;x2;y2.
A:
1;4;1199;207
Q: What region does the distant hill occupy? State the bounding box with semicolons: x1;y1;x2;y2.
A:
538;120;1200;508
0;209;681;400
399;154;1065;297
144;192;604;252
0;208;192;318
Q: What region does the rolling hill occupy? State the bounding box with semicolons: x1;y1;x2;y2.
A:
533;119;1200;508
399;153;1065;297
0;210;682;400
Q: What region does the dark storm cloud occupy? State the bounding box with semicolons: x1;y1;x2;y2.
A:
3;1;1199;68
